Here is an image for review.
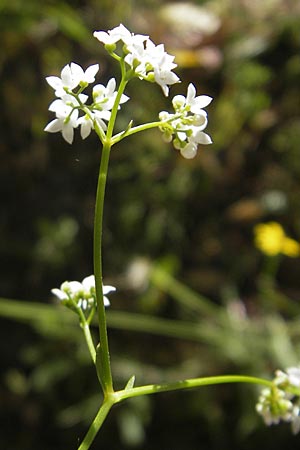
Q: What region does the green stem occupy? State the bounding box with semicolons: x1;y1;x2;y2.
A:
115;375;272;402
93;140;113;393
106;65;128;140
81;321;96;364
68;299;96;364
77;396;115;450
93;65;129;395
112;120;162;144
111;112;184;145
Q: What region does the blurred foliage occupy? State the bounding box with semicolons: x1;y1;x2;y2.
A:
1;0;300;449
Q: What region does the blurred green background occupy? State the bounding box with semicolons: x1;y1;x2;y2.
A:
1;0;300;448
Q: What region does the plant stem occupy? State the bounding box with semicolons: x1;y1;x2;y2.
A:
81;322;96;364
115;375;272;402
77;396;115;450
93;140;113;393
93;66;129;395
112;120;163;144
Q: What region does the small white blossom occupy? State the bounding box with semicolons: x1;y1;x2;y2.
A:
146;41;180;96
173;83;212;115
44;101;79;144
77;111;108;140
93;78;129;111
256;387;294;426
46;63;99;98
287;368;300;388
94;24;148;48
179;142;198;159
51;275;115;311
153;66;180;97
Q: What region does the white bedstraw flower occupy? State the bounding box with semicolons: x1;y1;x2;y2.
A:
153;65;180;97
94;23;148;48
77;112;108;140
46;63;99;97
44;101;79;144
51;275;116;311
93;78;129;112
287;368;300;388
174;83;213;115
145;41;180;96
256;387;294;426
135;40;180;96
275;367;300;392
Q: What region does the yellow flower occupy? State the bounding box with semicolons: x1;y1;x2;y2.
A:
254;222;300;257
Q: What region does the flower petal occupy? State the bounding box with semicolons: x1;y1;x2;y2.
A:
85;64;99;82
44;118;63;133
62;123;75;144
103;285;116;295
192;131;212;145
82;275;95;290
51;288;68;300
191;95;213;113
180;143;197;159
46;76;62;91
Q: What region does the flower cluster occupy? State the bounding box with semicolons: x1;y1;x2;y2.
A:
159;83;212;158
256;367;300;434
94;23;179;96
51;275;115;312
45;63;129;143
254;222;300;257
45;24;212;158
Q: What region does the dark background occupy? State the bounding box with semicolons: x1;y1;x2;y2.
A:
1;0;300;448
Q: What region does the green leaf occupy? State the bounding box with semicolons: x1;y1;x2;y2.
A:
124;375;136;390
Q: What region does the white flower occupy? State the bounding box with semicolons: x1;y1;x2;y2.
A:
139;40;180;96
77;111;108;140
287;368;300;388
145;41;180;96
48;92;87;112
173;83;212;114
256;387;294;426
93;78;129;111
80;275;116;307
77;114;94;140
70;63;99;85
94;24;148;48
51;275;116;310
46;63;99;97
275;367;300;392
153;66;180;97
179;142;198;159
44;101;79;144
